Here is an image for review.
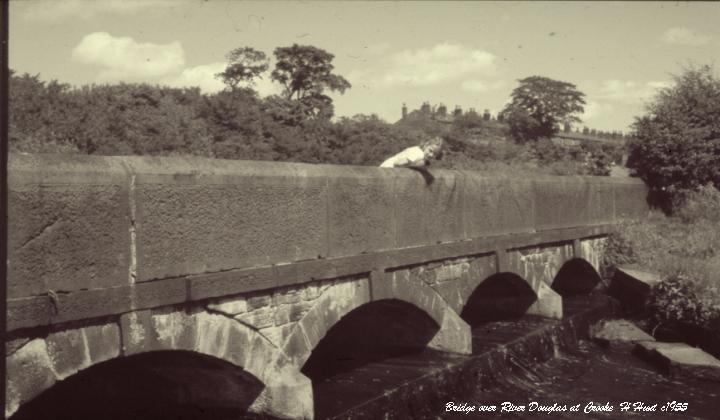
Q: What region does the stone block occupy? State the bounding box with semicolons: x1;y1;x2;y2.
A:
587;178;615;224
45;328;91;380
222;320;252;368
236;307;275;329
6;339;57;418
274;305;292;326
298;279;370;349
532;176;589;230
83;323;121;364
590;319;654;350
246;294;272;311
194;312;233;359
394;170;465;248
463;173;535;237
207;296;248;316
607;266;662;314
120;310;155;355
633;341;720;382
326;165;396;257
151;310;197;351
262;323;297;348
8;153;130;298
124;156;329;281
281;325;312;367
273;288;302;306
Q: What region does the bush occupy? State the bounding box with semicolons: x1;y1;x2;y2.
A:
627;65;720;208
603;208;720;333
674;184;720;224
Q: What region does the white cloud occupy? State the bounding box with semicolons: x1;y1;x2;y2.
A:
662;27;712;46
596;79;670;103
72;32;185;81
161;62;279;96
22;0;174;22
161;62;226;93
581;101;614;121
461;79;505;93
381;43;496;87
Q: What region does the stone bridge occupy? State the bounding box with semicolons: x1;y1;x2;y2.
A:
6;154;648;419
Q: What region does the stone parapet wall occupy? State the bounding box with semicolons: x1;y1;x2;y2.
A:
8;153;649;332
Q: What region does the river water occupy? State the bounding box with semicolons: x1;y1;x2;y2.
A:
315;297;720;419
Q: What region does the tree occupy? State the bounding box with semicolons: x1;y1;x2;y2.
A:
628;64;720;206
271;44;350;118
500;76;585;142
216;47;269;90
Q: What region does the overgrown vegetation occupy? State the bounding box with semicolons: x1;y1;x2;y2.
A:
9;71;618;176
628;65;720;210
604;185;720;334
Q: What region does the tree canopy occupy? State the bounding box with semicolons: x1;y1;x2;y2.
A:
216;47;269;90
500;76;585;142
628;64;720;205
271;44;351;118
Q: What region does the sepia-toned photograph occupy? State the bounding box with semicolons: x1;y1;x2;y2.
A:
4;1;720;419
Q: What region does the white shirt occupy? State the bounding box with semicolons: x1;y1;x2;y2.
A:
380;146;427;168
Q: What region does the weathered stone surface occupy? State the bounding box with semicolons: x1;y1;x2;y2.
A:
591;319;654;350
533;176;589;230
579;237;608;274
526;281;563;319
463;173;535;237
374;270;473;354
207;296;248;316
507;243;574;291
124;156;329;281
634;341;720;382
236;307;275;329
587;178;615;223
394;170;465;247
45;328;91;380
607;266;662;314
326;166;396;257
152;309;197;351
83;323;121;364
8;154;130;298
120;310;155;355
614;179;649;219
252;352;314;419
6;337;31;356
6;339;57;418
299;279;371;351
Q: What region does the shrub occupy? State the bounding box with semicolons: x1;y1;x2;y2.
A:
627;65;720;208
674;184;720;224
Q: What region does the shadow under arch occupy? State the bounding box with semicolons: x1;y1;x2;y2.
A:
301;299;440;382
460;272;538;326
551;258;603;297
11;350;276;420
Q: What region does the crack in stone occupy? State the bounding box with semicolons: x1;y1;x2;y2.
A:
204;306;281;350
18;218;62;251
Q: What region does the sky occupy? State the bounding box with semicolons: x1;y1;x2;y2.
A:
8;1;720;131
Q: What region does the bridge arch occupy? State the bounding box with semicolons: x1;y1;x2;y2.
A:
281;275;472;371
460;272;538;325
7;310;312;420
551;257;603;296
